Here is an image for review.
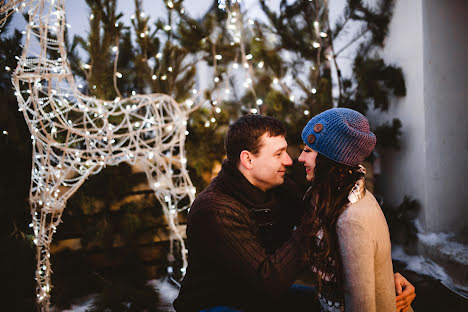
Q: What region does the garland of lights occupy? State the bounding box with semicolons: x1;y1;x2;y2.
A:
1;0;195;310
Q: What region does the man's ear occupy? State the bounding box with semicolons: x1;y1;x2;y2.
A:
239;150;254;169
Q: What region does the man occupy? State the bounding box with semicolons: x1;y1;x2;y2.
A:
174;115;415;312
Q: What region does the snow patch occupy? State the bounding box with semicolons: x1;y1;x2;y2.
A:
148;277;179;311
392;245;468;299
417;232;468;265
57;278;179;311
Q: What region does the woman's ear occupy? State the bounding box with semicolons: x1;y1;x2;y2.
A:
239;150;254;169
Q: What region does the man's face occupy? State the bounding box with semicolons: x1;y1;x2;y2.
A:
249;134;293;191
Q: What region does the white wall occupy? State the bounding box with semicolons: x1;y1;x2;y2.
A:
421;0;468;235
373;0;468;236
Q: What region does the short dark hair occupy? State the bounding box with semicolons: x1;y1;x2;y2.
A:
224;114;286;163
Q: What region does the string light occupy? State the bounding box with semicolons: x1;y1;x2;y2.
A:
6;1;197;309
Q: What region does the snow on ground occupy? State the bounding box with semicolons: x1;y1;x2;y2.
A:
417;232;468;265
392;245;468;299
57;278;179;311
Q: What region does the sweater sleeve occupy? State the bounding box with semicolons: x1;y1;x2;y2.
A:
337;218;376;312
188;193;309;296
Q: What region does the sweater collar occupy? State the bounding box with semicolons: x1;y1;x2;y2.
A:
215;158;273;206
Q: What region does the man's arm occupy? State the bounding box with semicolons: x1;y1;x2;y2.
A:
188;193;311;296
394;272;416;312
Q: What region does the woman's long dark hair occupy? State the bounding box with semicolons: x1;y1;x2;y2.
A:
305;153;366;293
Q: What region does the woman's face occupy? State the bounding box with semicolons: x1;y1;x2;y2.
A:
298;144;318;181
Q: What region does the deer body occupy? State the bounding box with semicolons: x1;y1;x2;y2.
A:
8;0;195;310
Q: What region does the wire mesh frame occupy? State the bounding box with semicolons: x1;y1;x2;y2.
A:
2;0;196;310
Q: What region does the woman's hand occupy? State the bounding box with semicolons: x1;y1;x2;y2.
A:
394;272;416;312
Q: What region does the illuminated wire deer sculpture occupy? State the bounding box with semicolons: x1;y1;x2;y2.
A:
1;0;196;310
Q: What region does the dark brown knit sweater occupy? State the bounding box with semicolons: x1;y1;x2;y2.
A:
173;160;311;312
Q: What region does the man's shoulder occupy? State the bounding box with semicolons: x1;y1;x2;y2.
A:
189;184;242;215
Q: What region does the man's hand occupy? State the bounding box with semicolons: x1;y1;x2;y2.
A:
394;272;416;312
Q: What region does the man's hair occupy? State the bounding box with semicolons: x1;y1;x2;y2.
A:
224;114;286;163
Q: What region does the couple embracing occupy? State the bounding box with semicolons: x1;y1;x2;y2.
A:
174;108;416;312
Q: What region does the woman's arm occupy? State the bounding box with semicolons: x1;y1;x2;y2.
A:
337;219;377;312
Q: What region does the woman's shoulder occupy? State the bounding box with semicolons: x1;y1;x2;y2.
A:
337;190;383;227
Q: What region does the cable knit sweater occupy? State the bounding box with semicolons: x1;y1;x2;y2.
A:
173;160;311;312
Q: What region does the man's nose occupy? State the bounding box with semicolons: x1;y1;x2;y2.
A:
283;153;293;166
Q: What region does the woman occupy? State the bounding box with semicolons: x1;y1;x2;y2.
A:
298;108;407;312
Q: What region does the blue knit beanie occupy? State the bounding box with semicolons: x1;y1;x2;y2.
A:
301;108;376;167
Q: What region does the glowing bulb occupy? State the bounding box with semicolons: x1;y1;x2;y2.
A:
245;54;253;60
164;25;172;31
320;32;328;38
304;110;310;115
257;61;264;69
312;42;320;48
215;107;221;113
115;72;122;78
215;54;222;60
156;52;162;59
168;66;173;72
152;74;157;80
289;95;295;101
311;88;317;94
256;99;263;105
